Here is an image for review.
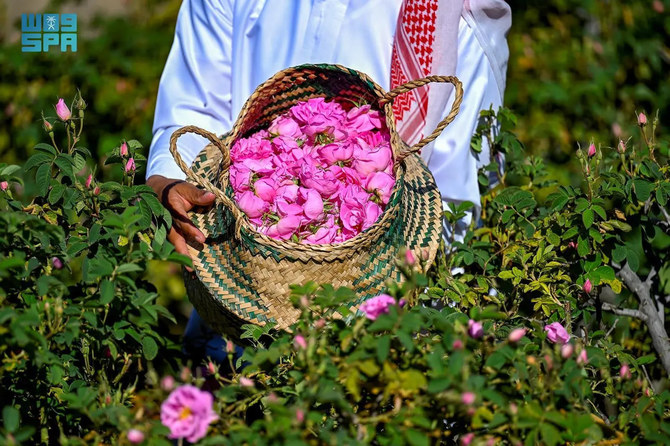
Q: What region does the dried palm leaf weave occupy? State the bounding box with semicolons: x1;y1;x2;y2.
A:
169;64;463;344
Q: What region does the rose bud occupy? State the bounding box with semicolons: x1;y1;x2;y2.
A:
452;339;464;350
461;392;476;405
120;142;129;157
55;98;71;121
85;174;93;188
43;120;53;132
404;249;416;266
293;334;307;350
577;348;588;365
125;158;136;173
52;257;63;270
161;375;175;391
127;429;144;444
295;408;305;423
620;363;632;379
467;320;484;339
226;340;235;354
583;279;592;294
587;143;596;158
207;361;216;375
508;328;527;343
239;377;254;387
0;181;8;191
93;186;101;196
638;112;647;127
561;343;574;359
618;140;626;154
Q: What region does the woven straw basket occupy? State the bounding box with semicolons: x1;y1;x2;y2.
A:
169;64;462;344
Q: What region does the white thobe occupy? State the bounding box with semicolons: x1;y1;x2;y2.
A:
146;0;510;215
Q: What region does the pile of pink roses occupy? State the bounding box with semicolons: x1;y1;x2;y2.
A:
230;97;395;244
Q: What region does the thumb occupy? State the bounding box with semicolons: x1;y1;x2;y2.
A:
181;184;216;206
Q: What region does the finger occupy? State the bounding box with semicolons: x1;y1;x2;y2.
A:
174;218;207;244
179;183;216;207
168;194;207;244
168;227;194;272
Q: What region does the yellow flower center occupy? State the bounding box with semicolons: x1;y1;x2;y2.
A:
179;406;192;420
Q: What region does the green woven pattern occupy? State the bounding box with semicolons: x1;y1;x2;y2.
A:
178;64;444;345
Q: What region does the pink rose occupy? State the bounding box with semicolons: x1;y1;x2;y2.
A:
303;226;339;244
237;190;269;219
467;320;484;339
161;375;175;391
351;140;393;176
0;181;7;192
317;141;355;165
253;177;277;203
264;214;302;240
345;104;384;133
340;195;382;234
299;162;342;198
620;363;631;379
359;294;397;320
239;377;254;387
85;174;93;188
290;97;347;137
577;348;588;365
241;156;275;175
544;322;570;345
55;98;71;121
230;164;252;193
583;279;592;294
461;433;475;446
364;171;395;205
297;188;324;221
328;165;362;186
160;385;218;443
231;131;273;162
269;115;303;139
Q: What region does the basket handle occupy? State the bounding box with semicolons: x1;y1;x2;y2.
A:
169;125;247;226
379;75;463;164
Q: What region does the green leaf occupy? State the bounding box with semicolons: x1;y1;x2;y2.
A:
2;406;19;433
633;179;653;202
35;163;51;197
582;208;594;229
636;354;657;366
100;280;115;305
376;335;391;363
24;153;53;172
142;336;158;361
48;184;65;204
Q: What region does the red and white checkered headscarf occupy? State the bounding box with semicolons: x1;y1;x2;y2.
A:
391;0;462;146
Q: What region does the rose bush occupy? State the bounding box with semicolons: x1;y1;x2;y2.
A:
1;96;669;445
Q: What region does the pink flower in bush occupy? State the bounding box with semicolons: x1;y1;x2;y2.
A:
587;143;596;158
560;343;574;359
508;328;527;343
52;257;63;270
544;322;570;345
294;334;307;350
161;375;175;391
452;339;464;350
638;112;647;126
295;408;305;423
467;320;484;339
461;392;476;405
127;429;144;444
43;120;53;132
618;140;626;154
120;142;128;156
461;433;475;446
359;294;396;320
239;377;254;387
55;98;71;121
125;158;136;173
583;279;592;294
85;174;93;188
577;349;588;365
404;249;416;266
160;385;218;443
620;363;631;379
0;181;8;191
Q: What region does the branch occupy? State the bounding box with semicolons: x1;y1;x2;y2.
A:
601;303;647;322
616;263;670;378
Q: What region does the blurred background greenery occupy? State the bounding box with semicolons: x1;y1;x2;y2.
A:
1;0;668;322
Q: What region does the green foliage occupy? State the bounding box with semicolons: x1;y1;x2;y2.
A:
0;94;186;444
506;0;670;179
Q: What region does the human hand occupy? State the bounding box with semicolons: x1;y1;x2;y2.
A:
147;175;216;269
